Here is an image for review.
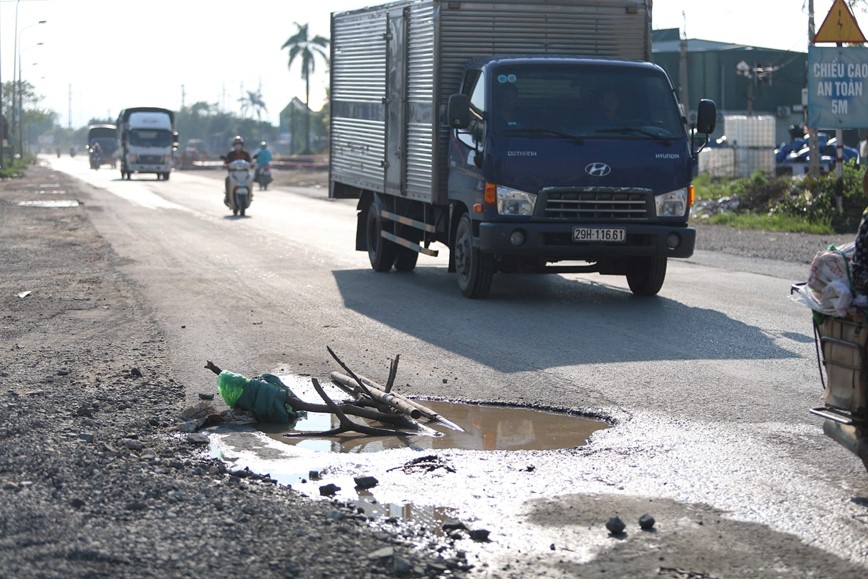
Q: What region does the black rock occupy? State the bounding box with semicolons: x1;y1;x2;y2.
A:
354;475;378;490
639;513;656;530
319;483;340;496
468;529;490;542
606;516;626;535
442;519;467;532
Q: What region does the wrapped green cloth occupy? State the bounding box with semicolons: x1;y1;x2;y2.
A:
217;370;306;424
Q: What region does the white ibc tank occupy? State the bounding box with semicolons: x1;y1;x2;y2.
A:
724;115;775;178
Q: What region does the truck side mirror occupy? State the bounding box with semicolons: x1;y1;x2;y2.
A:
448;94;471;129
695;99;717;135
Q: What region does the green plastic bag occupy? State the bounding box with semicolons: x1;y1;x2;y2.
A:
217;370;306;425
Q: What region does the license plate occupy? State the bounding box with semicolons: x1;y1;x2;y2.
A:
572;227;626;242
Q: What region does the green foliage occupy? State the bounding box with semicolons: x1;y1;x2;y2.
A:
694;163;868;234
0;154;37;178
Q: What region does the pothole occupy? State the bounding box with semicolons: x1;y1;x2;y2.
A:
207;374;609;535
240;373;609;454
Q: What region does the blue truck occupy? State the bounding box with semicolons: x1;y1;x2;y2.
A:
329;0;716;298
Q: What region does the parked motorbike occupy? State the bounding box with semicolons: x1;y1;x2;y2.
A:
792;282;868;472
255;164;272;191
224;159;254;216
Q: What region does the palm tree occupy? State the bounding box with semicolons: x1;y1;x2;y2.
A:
238;89;267;121
281;22;329;153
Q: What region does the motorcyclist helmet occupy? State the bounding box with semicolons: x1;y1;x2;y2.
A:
260;141;267;149
233;136;244;147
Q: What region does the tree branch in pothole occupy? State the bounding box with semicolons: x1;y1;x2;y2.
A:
282;378;420;438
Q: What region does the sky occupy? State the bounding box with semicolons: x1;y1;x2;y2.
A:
0;0;860;131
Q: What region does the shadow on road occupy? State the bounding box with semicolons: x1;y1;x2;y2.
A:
333;267;798;372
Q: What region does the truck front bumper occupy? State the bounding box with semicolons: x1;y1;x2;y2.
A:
477;222;695;259
129;164;171;173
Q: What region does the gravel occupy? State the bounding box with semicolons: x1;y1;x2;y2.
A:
0;164;466;578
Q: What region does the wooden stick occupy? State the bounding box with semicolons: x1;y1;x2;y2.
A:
333;372;464;432
330;372;422;419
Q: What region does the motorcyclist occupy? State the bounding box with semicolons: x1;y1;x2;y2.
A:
89;142;102;168
223;136;252;202
252;141;273;186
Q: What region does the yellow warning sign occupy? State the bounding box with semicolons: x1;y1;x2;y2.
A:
814;0;867;44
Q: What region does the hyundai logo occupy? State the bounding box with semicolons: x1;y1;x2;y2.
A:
585;162;611;177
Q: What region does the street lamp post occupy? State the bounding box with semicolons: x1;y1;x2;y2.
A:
18;43;43;157
13;15;46;158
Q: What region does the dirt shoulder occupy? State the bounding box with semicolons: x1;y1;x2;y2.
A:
0;164;464;578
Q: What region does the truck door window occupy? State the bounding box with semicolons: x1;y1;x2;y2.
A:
456;71;485;150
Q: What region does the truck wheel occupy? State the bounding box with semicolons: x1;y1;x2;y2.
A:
626;256;667;296
366;203;397;272
163;172;170;181
454;213;494;298
394;226;420;272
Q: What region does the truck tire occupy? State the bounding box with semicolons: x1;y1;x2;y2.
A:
163;172;170;181
626;256;667;296
366;203;397;272
394;226;420;272
454;213;494;298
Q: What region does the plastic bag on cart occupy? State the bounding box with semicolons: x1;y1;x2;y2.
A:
791;242;867;317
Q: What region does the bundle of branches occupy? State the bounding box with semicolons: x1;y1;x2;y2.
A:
204;347;460;438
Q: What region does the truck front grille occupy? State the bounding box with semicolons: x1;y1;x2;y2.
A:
138;155;163;164
544;190;649;220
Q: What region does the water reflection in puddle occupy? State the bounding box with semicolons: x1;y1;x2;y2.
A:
261;399;607;453
257;374;608;453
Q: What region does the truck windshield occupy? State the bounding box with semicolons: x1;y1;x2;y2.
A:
490;64;684;140
130;130;173;147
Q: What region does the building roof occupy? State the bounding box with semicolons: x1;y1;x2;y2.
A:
652;28;803;54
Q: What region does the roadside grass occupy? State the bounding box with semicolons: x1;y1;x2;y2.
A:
0;155;36;179
691;164;867;234
704;212;834;234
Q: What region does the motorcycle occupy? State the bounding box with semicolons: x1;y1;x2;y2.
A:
255;164;272;191
792;282;868;472
89;148;101;170
224;159;254;216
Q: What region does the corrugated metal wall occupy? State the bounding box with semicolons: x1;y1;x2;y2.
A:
331;0;651;202
405;2;437;200
331;8;388;192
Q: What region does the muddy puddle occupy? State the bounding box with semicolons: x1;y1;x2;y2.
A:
259;397;606;454
208;373;609;530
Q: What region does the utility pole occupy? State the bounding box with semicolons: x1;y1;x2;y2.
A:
679;11;690;119
808;0;821;178
0;3;4;168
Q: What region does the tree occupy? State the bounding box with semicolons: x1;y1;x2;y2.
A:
238;88;267;121
281;22;329;153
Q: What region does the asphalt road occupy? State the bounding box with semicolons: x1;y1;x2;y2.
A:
46;156;868;576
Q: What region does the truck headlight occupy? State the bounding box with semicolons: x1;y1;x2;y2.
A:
655;187;689;217
129;153;138;162
496;186;537;216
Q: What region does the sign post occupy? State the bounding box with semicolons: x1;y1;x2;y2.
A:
809;0;867;206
